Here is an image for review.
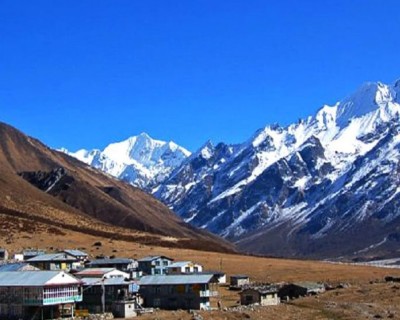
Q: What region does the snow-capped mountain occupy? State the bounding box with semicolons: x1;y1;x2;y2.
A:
155;79;400;259
62;133;191;189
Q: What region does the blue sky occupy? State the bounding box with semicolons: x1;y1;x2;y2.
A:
1;1;400;152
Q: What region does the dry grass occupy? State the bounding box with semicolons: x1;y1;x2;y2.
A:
2;221;400;320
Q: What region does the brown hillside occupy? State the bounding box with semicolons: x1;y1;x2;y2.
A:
0;122;234;252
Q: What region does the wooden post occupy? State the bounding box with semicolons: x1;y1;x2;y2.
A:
101;279;105;314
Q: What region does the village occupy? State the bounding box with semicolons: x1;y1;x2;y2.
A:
0;247;339;320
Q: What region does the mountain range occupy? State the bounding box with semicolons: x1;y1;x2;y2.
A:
65;79;400;260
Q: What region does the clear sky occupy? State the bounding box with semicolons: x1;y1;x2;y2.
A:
1;1;400;152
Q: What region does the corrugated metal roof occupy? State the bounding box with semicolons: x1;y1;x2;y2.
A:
137;256;160;262
87;258;133;265
76;268;116;276
0;271;80;286
64;249;88;257
81;277;133;286
138;255;173;262
241;286;278;294
294;282;325;290
0;263;34;272
27;253;77;262
139;274;214;285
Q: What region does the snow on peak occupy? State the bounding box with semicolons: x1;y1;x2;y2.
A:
196;140;214;160
336;82;396;128
62;133;191;189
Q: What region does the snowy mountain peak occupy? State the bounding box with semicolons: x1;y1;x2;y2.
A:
155;78;400;259
62;133;191;189
138;132;151;139
336;81;396;128
197;140;214;160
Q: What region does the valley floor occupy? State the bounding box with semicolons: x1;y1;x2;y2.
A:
2;218;400;320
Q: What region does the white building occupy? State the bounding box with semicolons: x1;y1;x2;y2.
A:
0;271;82;319
75;268;130;280
166;261;203;275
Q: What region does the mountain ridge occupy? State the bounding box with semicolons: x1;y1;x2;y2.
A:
0;122;234;253
155;79;400;259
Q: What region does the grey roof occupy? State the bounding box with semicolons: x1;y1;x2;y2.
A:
201;271;226;276
139;274;215;286
231;275;249;279
27;253;77;262
0;249;7;253
81;277;133;286
23;250;46;255
87;258;133;265
241;286;278;294
138;255;173;262
294;282;325;290
0;263;35;272
64;249;88;257
0;271;80;286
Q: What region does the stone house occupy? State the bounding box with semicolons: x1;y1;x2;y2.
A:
278;282;326;300
240;286;280;306
230;275;250;289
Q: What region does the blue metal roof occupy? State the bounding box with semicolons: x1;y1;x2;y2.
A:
138;255;173;262
0;271;80;286
139;274;214;285
63;249;88;257
27;253;77;262
87;258;133;265
0;263;33;272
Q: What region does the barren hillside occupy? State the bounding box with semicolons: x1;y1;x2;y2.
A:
0;122;234;252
